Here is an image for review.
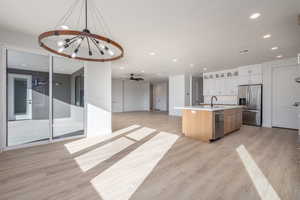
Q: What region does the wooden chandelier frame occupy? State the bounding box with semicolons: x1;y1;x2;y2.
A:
38;30;124;62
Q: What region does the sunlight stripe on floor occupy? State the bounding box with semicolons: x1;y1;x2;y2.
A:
64;125;141;154
75;137;135;172
236;145;281;200
91;132;179;200
126;127;156;141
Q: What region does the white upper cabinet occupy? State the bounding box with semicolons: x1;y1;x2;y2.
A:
203;65;263;96
238;64;262;85
203;69;239;96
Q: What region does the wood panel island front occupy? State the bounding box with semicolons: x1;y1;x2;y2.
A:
175;106;243;142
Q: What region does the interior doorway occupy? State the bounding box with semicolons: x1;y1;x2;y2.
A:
8;74;32;121
151;82;168;112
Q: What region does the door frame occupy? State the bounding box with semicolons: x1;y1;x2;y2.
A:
7;73;32;120
1;45;87;151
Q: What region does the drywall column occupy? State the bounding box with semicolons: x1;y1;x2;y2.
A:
169;74;190;116
85;61;112;137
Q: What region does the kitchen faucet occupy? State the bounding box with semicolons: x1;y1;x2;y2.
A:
210;96;218;107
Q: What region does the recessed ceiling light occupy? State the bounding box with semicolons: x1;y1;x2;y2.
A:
190;64;194;68
276;55;283;58
249;13;261;19
120;66;125;70
263;34;271;39
141;70;145;73
239;49;249;54
271;46;279;50
203;67;207;71
172;58;178;62
149;52;156;56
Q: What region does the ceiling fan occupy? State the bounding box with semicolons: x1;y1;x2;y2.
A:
129;74;144;81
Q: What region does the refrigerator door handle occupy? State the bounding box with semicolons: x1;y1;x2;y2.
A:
247;86;250;106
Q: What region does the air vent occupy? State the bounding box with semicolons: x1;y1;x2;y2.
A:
240;49;249;54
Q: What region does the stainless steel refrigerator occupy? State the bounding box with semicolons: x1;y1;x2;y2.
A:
238;84;262;126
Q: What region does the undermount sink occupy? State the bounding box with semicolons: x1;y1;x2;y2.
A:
198;105;225;109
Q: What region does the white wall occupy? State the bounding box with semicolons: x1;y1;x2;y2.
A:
112;79;123;112
152;82;168;111
169;75;190;116
124;81;150;111
111;79;150;112
86;62;112;137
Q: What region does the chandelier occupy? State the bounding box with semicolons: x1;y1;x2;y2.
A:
38;0;124;62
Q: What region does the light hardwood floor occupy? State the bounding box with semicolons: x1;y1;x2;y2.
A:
0;111;299;200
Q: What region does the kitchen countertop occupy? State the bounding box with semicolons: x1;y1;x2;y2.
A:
175;105;244;111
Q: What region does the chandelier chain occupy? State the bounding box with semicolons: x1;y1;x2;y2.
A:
55;0;80;29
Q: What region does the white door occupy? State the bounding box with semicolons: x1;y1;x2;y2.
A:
153;83;167;111
8;74;32;120
272;65;300;129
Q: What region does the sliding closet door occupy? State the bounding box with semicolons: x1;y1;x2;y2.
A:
52;57;84;139
6;49;50;146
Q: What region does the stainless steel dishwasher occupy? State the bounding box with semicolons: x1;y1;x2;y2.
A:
212;111;224;140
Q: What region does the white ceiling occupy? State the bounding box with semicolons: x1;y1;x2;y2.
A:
0;0;300;80
7;50;84;74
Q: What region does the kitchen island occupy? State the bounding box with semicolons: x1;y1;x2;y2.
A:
175;105;243;142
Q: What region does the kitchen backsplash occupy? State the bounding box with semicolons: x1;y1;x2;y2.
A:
204;96;238;105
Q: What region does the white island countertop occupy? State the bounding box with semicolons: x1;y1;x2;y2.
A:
175;105;244;111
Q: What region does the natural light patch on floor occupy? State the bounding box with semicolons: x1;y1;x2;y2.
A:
64;125;141;154
126;127;156;141
236;145;281;200
75;137;135;172
91;132;179;200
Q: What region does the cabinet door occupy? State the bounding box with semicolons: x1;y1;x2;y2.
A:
215;79;221;95
231;77;238;95
203;79;208;95
209;79;216;95
219;78;226;95
238;75;250;85
235;109;242;129
249;74;262;84
225;78;234;96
